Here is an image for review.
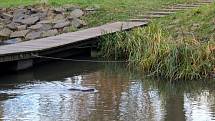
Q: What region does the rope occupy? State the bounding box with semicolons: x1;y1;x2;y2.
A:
72;45;98;49
32;54;133;63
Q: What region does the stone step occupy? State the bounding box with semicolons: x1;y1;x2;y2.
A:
193;2;211;5
175;4;201;7
138;14;166;19
128;18;151;22
199;1;213;3
167;6;197;9
158;8;184;12
147;11;176;15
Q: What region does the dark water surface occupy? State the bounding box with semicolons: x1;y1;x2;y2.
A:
0;61;214;121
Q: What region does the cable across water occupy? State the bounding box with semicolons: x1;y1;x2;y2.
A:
32;54;133;63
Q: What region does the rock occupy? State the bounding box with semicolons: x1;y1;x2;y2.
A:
53;20;70;29
10;30;30;38
71;18;86;28
13;9;27;16
64;4;79;12
63;26;76;32
0;23;4;29
28;23;52;31
27;7;39;14
13;14;29;23
17;25;27;31
6;22;20;30
0;13;13;20
0;18;6;23
38;20;53;24
46;11;55;19
31;12;47;19
20;16;40;25
85;5;100;12
25;31;42;40
0;18;11;24
28;24;43;30
52;19;67;24
1;38;22;45
52;8;65;14
54;14;65;20
192;23;200;27
85;7;96;11
42;29;58;37
68;9;84;19
0;28;12;37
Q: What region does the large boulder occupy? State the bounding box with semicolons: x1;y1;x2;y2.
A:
10;30;30;38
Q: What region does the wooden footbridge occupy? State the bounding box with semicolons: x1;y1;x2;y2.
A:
0;0;213;70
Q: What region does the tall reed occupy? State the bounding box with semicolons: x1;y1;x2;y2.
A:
99;23;215;80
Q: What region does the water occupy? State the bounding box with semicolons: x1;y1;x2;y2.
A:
0;61;214;121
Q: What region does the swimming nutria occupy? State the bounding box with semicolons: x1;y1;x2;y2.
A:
68;88;95;92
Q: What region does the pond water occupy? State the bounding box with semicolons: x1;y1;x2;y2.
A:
0;61;214;121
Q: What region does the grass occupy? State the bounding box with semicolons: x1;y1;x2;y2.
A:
157;3;215;42
0;0;198;27
99;4;215;81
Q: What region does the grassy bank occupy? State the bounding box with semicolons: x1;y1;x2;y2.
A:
0;0;197;27
99;4;215;81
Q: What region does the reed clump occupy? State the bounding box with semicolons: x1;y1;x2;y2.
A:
99;23;215;80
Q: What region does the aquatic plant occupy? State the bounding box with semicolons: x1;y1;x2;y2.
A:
99;23;215;81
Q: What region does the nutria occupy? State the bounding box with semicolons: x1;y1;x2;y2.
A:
68;88;95;92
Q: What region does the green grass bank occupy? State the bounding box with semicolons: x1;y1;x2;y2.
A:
99;3;215;81
0;0;197;27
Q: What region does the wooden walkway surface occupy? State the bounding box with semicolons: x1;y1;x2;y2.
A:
0;0;213;63
0;22;147;62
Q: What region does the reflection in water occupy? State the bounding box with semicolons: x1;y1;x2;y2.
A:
0;61;214;121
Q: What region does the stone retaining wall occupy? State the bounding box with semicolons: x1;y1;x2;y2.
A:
0;4;91;45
